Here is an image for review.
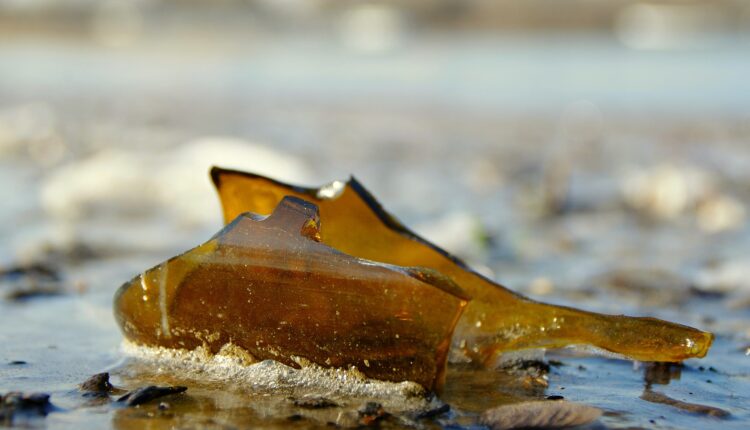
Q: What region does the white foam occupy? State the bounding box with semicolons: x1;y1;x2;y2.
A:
120;341;427;402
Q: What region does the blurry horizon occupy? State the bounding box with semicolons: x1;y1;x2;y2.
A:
2;0;750;116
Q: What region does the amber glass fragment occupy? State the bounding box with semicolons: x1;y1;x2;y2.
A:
114;197;467;392
211;167;713;363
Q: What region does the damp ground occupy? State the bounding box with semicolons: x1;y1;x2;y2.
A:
2;22;750;429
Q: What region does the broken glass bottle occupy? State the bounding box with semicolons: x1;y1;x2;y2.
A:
114;197;467;392
210;167;713;364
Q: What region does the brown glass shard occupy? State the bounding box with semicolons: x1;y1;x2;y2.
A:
211;167;713;363
114;197;467;392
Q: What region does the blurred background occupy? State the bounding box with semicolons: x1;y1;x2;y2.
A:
2;0;750;292
1;1;750;428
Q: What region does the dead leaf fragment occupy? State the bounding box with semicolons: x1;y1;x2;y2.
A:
480;400;602;430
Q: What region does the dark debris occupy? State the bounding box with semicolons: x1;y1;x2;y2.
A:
291;396;338;409
0;262;65;301
1;392;54;425
0;263;60;282
358;402;389;426
287;413;303;421
415;403;450;419
117;385;187;407
502;359;551;377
